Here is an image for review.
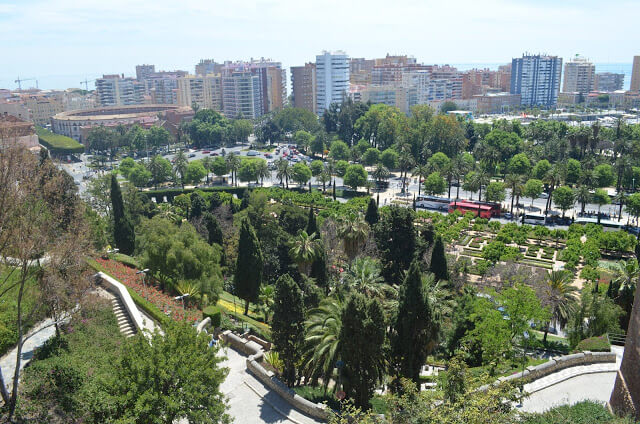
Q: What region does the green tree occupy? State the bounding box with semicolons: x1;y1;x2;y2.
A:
541;271;578;343
255;159;270;186
128;163;151;187
292;162;312;187
106;322;229;424
234;218;264;315
505;173;523;215
226;152;241;186
275;158;292;188
430;236;449;281
203;212;223;246
380;148;399;169
148;155;173;188
592;188;611;223
184;160;207;185
507;153;532;176
593;163;615;188
625;192;640;228
173;149;189;187
211;156;228;177
392;261;439;384
553;186;575;218
119;157;136;177
374;206;416;284
272;274;305;387
310;159;324;177
329;139;350;161
532;159;552;180
110;174;135;255
339;294;386;409
335;160;349;177
343;164;368;191
294;130;313;152
423;172;446;196
231;119;253;145
288;231;323;276
524;178;544;207
337;212;370;261
566;159;582;184
310;134;326;157
306;207;318;236
344;257;385;297
364;197;379;226
485;181;506;203
362;148;380;166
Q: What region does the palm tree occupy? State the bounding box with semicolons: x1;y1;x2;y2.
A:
472;167;490;203
614;191;626;222
226;152;241;187
255;160;270;186
372;163;390;185
542;270;578;343
398;148;415;194
575;185;591;215
257;284;275;323
336;212;370;261
201;156;213;184
504;173;523;215
276;158;291;189
318;167;331;193
173;149;188;188
301;296;344;393
288;231;323;275
606;259;639;329
345;257;385;297
412;163;430;197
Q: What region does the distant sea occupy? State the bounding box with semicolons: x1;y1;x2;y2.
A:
0;63;634;91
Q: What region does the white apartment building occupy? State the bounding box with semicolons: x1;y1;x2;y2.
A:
177;75;223;111
562;56;595;93
96;75;146;106
221;72;263;119
510;54;562;107
315;51;349;116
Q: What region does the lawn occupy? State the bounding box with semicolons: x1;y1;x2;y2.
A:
0;267;45;355
35;126;84;154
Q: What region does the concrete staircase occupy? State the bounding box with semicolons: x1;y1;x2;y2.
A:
111;296;136;337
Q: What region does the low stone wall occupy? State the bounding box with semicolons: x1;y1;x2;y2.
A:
495;351;617;386
196;317;211;334
219;330;329;421
94;272;145;333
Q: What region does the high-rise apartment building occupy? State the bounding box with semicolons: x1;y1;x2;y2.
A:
349;58;375;85
135;64;156;81
290;63;317;113
315;51;349;116
195;59;223;76
562;56;595;93
461;67;511;99
220;58;286;115
177;75;222;111
221;72;263;119
510;54;562;107
96;75;147;106
144;70;188;104
593;73;625;92
631;56;640;92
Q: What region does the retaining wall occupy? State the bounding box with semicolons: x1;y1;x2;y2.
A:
219;330;329;421
94;272;145;333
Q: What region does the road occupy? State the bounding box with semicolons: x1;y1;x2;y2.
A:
59;142;637;226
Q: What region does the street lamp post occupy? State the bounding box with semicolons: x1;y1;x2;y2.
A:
136;268;149;293
175;293;190;310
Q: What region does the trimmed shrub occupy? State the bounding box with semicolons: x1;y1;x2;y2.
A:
574;335;611;352
203;305;222;328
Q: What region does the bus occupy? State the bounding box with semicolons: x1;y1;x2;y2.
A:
416;195;450;211
523;213;546;225
574;217;624;231
448;200;499;218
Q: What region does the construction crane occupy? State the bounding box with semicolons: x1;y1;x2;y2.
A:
80;78;96;91
14;77;37;90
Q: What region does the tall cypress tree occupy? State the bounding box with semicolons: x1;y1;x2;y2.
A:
203;212;223;246
430;235;449;281
340;294;386;409
190;192;206;219
110;174;135;254
306;206;318;236
271;273;305;387
364;197;379;226
310;237;329;292
392;260;439;384
234;218;263;315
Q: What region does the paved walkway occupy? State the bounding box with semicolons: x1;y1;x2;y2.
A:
518;349;623;413
219;346;325;424
0;318;56;390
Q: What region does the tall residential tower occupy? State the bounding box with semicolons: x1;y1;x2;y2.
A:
315;51;349;116
510;54;562;107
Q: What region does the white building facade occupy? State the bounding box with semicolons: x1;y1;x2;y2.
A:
315;51;349;116
510;54;562;107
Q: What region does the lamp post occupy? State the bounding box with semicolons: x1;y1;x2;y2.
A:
175;293;190;310
136;268;149;293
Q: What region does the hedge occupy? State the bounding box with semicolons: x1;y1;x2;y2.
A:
203;305;222;328
574;335;611;353
35;126;84;154
142;186;248;203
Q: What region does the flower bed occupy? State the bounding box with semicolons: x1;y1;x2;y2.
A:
94;258;201;323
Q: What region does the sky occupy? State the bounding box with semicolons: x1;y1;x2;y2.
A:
1;0;638;90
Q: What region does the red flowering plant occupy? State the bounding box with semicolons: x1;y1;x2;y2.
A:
95;258;201;322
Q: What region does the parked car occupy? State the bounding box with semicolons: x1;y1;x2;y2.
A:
203;150;210;154
265;153;273;158
210;152;219;156
188;153;196;158
247;150;259;156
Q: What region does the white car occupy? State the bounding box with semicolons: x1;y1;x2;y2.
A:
247;150;259;156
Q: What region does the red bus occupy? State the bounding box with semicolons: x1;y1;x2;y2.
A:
448;200;500;218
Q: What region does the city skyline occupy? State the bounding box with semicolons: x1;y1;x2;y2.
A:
1;0;639;90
